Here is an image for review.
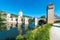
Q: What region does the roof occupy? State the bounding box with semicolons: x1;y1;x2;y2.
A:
48;2;54;6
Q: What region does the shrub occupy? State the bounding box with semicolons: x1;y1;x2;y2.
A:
25;31;36;40
16;24;52;40
35;24;52;40
16;34;23;40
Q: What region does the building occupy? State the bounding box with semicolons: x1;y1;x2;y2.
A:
47;2;54;24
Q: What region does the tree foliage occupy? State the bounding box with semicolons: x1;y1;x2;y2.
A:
40;15;45;18
16;34;23;40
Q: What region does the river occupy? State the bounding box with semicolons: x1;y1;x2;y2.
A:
0;22;35;40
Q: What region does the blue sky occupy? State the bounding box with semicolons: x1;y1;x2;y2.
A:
0;0;60;17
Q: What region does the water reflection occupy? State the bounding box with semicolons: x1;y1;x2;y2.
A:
0;28;18;40
18;23;22;34
6;22;11;30
0;22;35;40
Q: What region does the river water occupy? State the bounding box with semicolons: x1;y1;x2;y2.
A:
0;22;35;40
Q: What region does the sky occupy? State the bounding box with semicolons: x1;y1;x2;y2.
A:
0;0;60;18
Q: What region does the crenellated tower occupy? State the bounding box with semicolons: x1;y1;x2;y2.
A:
47;2;54;24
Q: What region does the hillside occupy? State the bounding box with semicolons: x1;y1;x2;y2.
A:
0;10;32;21
0;10;32;31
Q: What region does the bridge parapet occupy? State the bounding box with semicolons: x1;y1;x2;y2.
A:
54;19;60;21
38;18;46;21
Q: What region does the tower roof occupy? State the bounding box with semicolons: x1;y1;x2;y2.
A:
46;2;54;10
48;2;54;6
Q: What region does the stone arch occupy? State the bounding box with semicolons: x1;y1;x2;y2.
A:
38;20;46;25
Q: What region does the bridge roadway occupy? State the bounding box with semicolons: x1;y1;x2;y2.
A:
50;24;60;40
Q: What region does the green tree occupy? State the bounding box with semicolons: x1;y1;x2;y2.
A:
40;15;45;18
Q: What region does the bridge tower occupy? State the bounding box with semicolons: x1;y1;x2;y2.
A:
47;2;54;24
6;13;11;30
19;10;23;17
18;10;23;34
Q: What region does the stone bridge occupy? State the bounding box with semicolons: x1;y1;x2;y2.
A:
54;19;60;21
38;18;60;22
2;17;60;23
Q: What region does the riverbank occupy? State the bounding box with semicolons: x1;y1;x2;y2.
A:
16;24;52;40
50;24;60;40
